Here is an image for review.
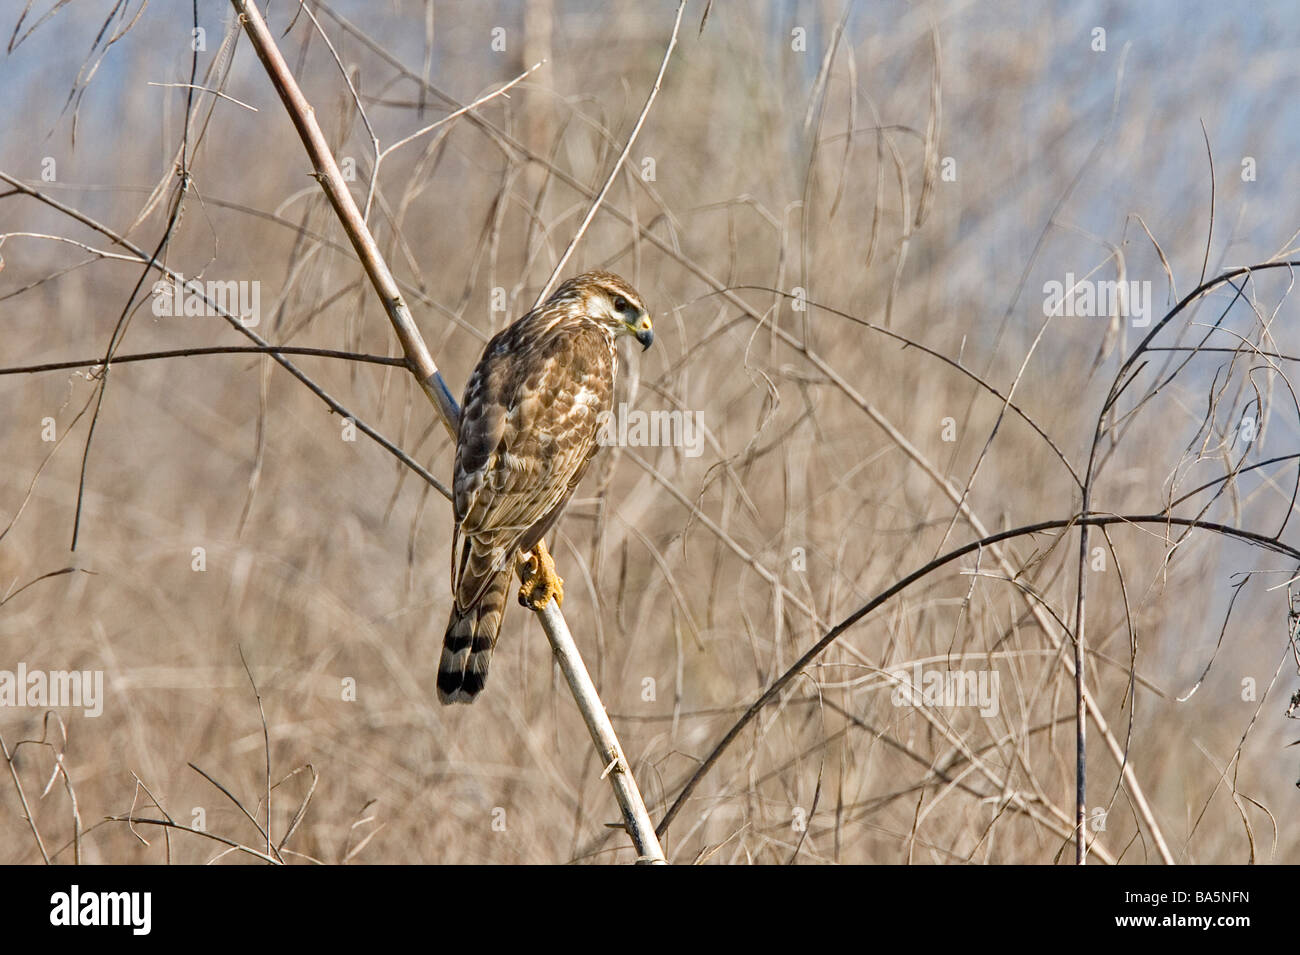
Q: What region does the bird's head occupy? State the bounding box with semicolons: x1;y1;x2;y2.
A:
557;270;654;350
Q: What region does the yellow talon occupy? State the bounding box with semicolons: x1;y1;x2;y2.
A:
518;539;564;610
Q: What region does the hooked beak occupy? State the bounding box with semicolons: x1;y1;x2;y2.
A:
631;314;654;351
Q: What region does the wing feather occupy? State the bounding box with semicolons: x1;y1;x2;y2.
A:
450;310;614;607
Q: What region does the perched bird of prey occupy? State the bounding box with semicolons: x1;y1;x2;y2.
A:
437;271;654;704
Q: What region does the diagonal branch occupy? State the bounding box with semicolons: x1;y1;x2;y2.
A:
229;0;673;864
656;512;1300;840
231;0;459;437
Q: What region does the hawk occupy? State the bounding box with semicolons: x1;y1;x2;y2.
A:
437;270;653;704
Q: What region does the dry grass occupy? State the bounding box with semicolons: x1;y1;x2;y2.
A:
1;0;1299;864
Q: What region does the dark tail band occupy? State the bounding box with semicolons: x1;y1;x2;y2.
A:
437;569;510;704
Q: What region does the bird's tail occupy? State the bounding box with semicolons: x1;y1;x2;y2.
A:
437;568;511;704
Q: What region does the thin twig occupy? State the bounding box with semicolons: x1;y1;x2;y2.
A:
0;733;50;864
237;646;273;862
533;0;687;307
0;345;407;377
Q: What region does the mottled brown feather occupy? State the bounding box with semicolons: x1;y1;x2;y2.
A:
438;271;647;704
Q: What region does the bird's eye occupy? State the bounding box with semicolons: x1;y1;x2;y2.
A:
613;295;630;313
